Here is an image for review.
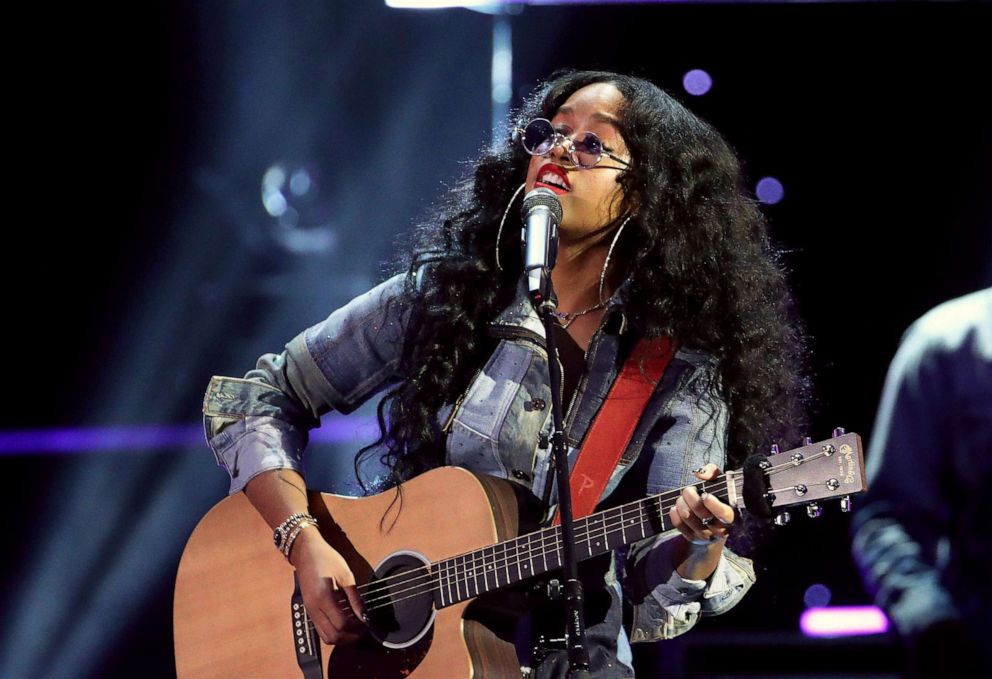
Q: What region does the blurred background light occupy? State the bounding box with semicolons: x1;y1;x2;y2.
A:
386;0;502;8
0;418;377;455
803;583;833;608
800;606;890;638
683;68;713;96
756;176;785;204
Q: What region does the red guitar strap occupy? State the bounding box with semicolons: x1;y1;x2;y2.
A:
552;336;677;526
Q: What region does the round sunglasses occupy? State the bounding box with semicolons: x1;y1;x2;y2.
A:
517;118;630;169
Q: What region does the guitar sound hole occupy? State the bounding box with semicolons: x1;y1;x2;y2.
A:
365;551;436;648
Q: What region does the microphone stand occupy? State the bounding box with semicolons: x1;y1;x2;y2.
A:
528;273;591;679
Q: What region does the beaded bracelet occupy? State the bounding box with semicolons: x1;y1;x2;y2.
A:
282;518;318;560
273;512;317;553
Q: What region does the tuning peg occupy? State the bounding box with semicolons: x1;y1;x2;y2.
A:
840;496;853;513
803;436;813;446
806;503;823;518
832;427;846;437
774;512;791;526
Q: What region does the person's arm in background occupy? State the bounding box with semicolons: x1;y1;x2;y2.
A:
850;309;982;676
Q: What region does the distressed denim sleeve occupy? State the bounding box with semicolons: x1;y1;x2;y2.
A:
626;534;756;642
624;352;756;642
202;274;413;494
850;317;961;636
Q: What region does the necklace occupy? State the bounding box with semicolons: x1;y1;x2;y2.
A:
550;301;607;329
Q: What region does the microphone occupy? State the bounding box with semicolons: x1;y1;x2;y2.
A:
520;188;562;305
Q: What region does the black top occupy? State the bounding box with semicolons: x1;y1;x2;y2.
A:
552;321;586;413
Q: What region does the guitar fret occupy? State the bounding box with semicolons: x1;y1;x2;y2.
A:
596;513;607;553
437;567;445;608
540;528;550;573
444;559;456;604
525;533;534;577
515;537;523;582
491;545;502;589
604;508;620;551
481;546;490;593
505;540;512;585
638;500;647;539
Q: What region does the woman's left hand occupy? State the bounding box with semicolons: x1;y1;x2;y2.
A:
669;463;735;580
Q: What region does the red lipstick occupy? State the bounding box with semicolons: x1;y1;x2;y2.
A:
534;163;571;195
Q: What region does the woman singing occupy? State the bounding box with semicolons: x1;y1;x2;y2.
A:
202;69;809;677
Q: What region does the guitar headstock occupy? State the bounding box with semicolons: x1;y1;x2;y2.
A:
732;430;866;523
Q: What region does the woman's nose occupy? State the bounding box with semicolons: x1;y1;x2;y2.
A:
547;138;571;164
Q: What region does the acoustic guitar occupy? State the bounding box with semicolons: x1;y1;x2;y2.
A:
174;432;864;678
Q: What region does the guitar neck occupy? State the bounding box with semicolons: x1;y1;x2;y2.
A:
430;473;738;609
424;431;863;610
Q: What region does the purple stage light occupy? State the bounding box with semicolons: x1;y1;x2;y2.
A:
683;69;713;96
800;606;890;638
0;418;376;455
756;176;785;204
803;583;832;608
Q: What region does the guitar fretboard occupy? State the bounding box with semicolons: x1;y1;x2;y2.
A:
431;473;737;608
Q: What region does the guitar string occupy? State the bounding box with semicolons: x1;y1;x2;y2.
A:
349;474;734;598
358;484;727;612
351;447;835;600
357;479;736;611
351;476;734;601
350;447;845;611
356;478;735;609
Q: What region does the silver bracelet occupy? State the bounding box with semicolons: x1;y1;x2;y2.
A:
282;518;318;560
273;512;317;553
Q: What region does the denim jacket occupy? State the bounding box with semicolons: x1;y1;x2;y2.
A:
203;272;755;675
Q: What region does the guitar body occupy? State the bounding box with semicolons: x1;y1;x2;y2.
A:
174;467;531;678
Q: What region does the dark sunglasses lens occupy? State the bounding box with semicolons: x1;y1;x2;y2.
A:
523;119;555;155
571;132;603;168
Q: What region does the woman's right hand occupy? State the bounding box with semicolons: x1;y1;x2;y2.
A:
288;528;368;645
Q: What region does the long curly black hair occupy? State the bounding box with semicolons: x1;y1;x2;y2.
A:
356;70;810;494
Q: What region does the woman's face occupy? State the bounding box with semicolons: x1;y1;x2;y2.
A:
524;82;630;242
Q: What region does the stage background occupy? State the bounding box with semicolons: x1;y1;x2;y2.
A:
2;2;989;677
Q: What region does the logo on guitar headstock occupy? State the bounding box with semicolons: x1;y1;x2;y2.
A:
839;444;856;485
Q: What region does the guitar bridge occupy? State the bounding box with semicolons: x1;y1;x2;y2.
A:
291;574;323;679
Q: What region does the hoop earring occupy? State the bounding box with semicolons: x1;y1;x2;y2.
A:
495;183;526;272
599;214;634;304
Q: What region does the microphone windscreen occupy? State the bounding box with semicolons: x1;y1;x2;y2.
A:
521;187;563;224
